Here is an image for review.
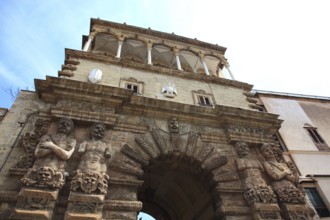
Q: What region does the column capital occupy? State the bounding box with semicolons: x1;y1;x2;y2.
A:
198;52;205;59
118;35;125;42
146;41;153;49
173;47;180;55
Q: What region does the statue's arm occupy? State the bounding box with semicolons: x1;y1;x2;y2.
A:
35;136;53;158
263;162;291;180
50;139;76;161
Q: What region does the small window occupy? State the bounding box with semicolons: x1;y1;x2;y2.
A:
305;188;330;217
192;90;215;108
125;83;139;94
305;127;329;151
197;95;212;107
120;77;143;95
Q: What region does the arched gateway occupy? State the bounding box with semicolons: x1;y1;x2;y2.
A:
0;18;315;220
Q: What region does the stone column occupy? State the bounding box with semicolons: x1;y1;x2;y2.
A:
83;35;93;52
102;178;143;220
199;54;210;75
173;48;182;71
116;41;124;58
147;42;153;65
225;64;235;80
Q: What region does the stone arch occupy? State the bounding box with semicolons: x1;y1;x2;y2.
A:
178;49;202;73
109;119;229;220
204;54;224;76
92;32;119;57
152;44;176;69
121;38;148;64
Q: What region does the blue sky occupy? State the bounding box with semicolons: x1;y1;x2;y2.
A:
0;0;329;109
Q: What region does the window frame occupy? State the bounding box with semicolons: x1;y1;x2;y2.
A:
120;77;144;95
304;187;330;217
304;126;329;151
192;90;215;108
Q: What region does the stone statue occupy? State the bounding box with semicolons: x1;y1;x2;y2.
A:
21;118;76;189
261;143;305;203
71;123;111;194
168;118;181;151
235;141;276;205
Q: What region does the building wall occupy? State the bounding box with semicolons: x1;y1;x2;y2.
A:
259;94;330;217
0;91;48;188
69;58;251;109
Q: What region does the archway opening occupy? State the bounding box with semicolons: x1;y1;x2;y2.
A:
138;156;215;220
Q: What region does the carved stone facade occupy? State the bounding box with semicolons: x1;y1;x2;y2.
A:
0;19;317;219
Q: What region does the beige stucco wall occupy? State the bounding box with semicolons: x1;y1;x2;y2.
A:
260;97;318;151
300;100;330;146
68;59;251;109
291;153;330;175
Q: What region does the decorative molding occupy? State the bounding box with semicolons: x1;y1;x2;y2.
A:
103;200;142;211
135;135;158;159
91;18;227;53
114;123;147;133
64;49;254;91
51;100;117;125
150;126;168;154
121;144;149;166
216;206;250;216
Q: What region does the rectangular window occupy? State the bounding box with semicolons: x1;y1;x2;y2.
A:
125;84;139;94
305;188;330;217
198;96;212;107
305;128;329;151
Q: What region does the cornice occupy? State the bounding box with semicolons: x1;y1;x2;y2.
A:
34;76;281;133
65;49;253;91
90;18;227;53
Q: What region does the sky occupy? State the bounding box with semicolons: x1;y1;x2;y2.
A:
1;0;330;109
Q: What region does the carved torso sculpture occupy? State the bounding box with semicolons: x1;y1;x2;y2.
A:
21;118;76;189
235;141;276;205
169;117;181;151
71;123;111;194
261;143;306;203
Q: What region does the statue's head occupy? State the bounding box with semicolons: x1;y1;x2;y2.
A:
37;167;54;186
90;122;106;140
260;143;274;159
243;185;258;205
235;141;249;158
169;118;179;133
81;172;99;193
58;118;74;134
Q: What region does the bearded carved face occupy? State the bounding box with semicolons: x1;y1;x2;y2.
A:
37;167;53;185
169;118;179;133
58;118;74;134
261;144;276;160
91;123;105;140
236;142;249;158
259;186;271;202
244;186;258;205
81;173;98;193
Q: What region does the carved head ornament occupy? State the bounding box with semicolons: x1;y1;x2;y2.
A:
90;123;106;140
58;118;74;134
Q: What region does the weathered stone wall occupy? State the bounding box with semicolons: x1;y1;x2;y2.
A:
0;91;49;188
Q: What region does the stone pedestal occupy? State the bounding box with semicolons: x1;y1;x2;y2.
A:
15;187;59;220
281;203;314;220
65;192;105;220
251;203;282;220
